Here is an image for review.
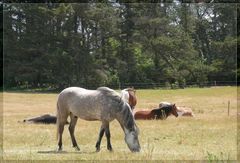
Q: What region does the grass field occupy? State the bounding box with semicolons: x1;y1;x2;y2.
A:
1;86;238;161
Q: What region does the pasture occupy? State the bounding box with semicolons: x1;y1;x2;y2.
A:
2;86;238;161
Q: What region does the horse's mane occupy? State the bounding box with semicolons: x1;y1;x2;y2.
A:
97;87;118;95
159;102;172;108
121;106;139;135
160;105;173;115
123;88;135;92
122;104;135;129
97;87;123;104
152;105;173;118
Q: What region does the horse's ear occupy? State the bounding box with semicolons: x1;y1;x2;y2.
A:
173;104;176;107
132;86;136;92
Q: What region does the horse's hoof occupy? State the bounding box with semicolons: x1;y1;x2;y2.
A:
74;146;80;151
107;147;113;152
57;147;62;152
96;148;100;152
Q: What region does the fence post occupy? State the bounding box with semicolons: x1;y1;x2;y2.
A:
228;100;230;116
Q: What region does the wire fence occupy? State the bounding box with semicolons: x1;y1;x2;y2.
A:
3;80;237;92
104;80;238;90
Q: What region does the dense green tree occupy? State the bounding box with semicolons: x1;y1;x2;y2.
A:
3;2;237;90
0;4;3;89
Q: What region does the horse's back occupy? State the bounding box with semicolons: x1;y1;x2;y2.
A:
57;87;120;121
59;87;90;96
134;110;152;120
59;87;99;99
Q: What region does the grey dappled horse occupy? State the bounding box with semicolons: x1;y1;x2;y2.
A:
56;87;141;152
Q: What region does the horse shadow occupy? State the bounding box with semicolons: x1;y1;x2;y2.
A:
37;150;96;154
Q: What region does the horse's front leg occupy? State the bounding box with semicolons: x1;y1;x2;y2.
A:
95;124;105;152
105;123;113;152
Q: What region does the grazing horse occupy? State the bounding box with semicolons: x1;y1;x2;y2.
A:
134;104;178;120
22;114;69;124
56;87;140;152
121;88;137;110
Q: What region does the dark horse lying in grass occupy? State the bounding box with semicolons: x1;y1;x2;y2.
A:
134;104;178;120
22;114;69;124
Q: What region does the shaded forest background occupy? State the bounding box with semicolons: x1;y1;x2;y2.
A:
2;2;238;90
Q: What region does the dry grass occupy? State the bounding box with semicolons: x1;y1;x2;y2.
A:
1;86;238;161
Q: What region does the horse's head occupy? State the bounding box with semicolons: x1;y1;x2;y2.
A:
124;123;141;152
171;104;178;117
119;102;140;152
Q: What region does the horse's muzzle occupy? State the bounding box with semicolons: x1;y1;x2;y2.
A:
131;149;140;153
131;147;141;153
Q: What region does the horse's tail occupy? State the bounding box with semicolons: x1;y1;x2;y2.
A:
56;101;64;141
56;98;69;141
56;102;60;141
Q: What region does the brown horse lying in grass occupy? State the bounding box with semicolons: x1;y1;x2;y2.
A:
176;106;195;117
134;104;178;120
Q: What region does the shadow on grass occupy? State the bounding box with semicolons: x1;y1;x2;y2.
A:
37;150;96;154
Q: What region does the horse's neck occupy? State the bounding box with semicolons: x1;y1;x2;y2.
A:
151;108;163;118
152;108;170;119
121;90;129;103
163;107;172;116
116;104;135;132
128;92;136;106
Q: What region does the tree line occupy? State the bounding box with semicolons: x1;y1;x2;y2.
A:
3;2;238;90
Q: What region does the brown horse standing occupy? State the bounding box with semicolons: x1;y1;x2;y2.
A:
134;104;178;120
121;88;137;110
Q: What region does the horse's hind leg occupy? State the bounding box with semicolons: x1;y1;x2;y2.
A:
69;113;80;151
105;123;113;151
57;112;68;151
57;123;64;151
95;124;105;152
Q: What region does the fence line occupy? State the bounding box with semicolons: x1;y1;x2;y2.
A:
4;80;237;92
103;80;237;89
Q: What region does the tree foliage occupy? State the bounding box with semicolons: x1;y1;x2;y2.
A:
3;2;237;89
